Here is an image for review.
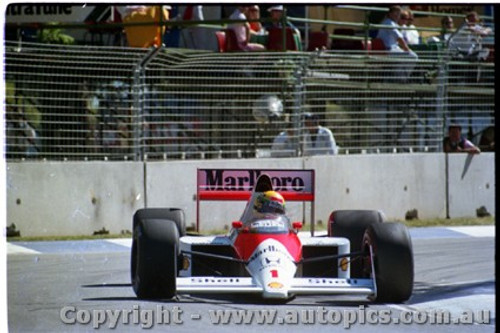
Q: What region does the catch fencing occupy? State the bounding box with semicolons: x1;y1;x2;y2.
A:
4;37;494;161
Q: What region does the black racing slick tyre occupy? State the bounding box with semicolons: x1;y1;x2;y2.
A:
328;210;385;277
131;218;179;299
362;222;414;303
133;208;186;237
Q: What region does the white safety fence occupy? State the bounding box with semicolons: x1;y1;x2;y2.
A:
4;38;494;161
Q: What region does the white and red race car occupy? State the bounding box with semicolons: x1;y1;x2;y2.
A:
131;169;413;303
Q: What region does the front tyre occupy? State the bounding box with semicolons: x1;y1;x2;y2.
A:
328;210;385;277
131;218;179;299
362;222;414;303
133;208;186;237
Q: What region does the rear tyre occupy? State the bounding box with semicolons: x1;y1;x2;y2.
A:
131;218;179;299
328;210;385;277
133;208;186;237
362;222;414;303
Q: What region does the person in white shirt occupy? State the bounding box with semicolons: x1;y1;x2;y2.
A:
302;112;338;156
271;128;296;157
465;11;492;37
376;5;418;82
448;11;491;61
403;10;420;45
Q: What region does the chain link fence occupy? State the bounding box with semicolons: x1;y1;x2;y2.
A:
4;36;494;161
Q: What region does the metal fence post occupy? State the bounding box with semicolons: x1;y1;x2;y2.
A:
132;46;162;161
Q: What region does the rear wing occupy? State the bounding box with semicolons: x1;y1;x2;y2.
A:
196;169;316;234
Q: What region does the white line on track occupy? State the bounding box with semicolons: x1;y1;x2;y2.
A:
7;243;41;255
447;225;495;238
106;238;132;248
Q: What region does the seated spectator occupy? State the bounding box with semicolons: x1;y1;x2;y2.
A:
228;6;266;51
448;11;491;61
179;5;209;50
403;10;420;45
118;6;170;48
376;5;418;82
302;112;338;156
247;5;265;35
466;11;492;37
443;124;480;154
440;16;455;42
264;5;302;51
265;6;293;29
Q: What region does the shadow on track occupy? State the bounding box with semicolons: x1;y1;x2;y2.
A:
409;280;494;304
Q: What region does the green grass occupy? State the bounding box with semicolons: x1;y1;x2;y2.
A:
397;215;495;228
6;216;494;242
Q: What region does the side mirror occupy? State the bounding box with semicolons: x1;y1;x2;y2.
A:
292;221;303;230
232;221;243;229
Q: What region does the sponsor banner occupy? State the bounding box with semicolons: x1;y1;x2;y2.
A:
197;169;314;194
6;5;95;23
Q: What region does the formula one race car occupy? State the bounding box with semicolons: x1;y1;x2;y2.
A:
131;169;413;303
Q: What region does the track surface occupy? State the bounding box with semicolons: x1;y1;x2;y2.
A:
7;226;495;332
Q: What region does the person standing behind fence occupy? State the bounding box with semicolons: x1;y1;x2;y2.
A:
302;112;338;156
228;6;266;51
271;127;295;157
443;124;480;154
376;5;418;82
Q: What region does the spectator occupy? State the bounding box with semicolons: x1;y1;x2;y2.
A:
465;11;492;37
179;5;209;50
302;112;338;156
247;5;265;35
376;5;418;82
478;126;495;152
271;127;295;157
448;11;491;61
443;124;480;154
6;111;39;158
403;10;420;45
118;6;170;48
265;5;301;37
228;6;266;51
440;16;455;42
426;16;454;44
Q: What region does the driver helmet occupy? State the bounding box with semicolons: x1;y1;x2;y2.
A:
254;191;286;214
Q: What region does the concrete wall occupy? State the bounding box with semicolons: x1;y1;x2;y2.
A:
304;154;449;223
5;153;495;237
6;162;145;237
447;153;496;218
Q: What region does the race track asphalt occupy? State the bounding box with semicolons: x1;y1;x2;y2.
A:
6;226;495;332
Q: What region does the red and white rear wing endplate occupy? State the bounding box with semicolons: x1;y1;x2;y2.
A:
196;169;316;234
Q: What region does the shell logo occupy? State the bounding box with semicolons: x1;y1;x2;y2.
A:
267;281;284;289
